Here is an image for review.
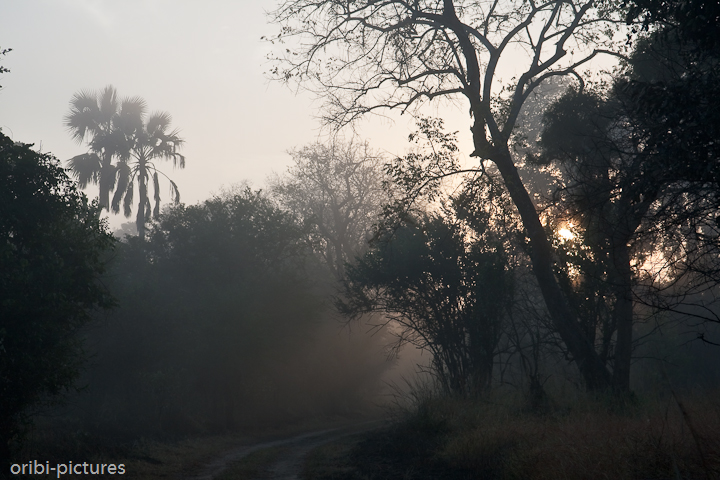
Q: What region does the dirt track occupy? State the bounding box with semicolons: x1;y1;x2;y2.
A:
187;420;383;480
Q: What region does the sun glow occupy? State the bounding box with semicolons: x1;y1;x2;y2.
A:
558;226;575;241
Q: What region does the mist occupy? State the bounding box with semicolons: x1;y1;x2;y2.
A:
2;1;720;479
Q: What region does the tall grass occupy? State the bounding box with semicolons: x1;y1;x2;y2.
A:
395;386;720;479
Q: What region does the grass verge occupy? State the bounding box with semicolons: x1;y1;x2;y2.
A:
301;389;720;480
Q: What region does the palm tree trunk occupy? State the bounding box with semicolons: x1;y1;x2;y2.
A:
137;170;147;240
98;152;113;211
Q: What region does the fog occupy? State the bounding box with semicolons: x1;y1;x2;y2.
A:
2;1;720;478
0;0;442;446
0;0;475;233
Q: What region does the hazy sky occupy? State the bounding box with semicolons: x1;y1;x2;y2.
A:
1;0;458;229
0;1;618;230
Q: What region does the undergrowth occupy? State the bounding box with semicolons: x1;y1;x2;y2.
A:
311;386;720;480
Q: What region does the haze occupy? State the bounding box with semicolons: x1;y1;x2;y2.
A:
1;0;476;231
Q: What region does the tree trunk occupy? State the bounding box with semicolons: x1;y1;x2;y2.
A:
98;152;113;211
611;242;633;392
490;148;612;390
137;173;147;241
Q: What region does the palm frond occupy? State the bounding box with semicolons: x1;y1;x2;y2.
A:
169;179;181;204
64;90;100;143
66;153;101;188
100;162;118;191
146;111;172;136
68;89;98;112
120;96;147;119
106;128;131;161
117;97;147;135
98;85;119;126
153;171;161;218
171;152;186;169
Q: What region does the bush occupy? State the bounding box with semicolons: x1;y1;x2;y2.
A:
0;133;114;462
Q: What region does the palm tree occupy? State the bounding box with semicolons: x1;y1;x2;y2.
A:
65;85;143;210
66;86;185;239
111;110;185;240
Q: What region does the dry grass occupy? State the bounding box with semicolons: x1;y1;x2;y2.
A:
304;389;720;479
435;391;720;479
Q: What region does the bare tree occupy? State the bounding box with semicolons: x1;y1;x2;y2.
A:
268;0;626;390
270;139;389;280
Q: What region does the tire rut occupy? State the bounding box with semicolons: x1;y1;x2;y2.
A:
186;420;383;480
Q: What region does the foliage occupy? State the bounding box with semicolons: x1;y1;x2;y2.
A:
382;117;463;213
342;208;512;395
0;133;115;461
624;0;720;50
66;86;184;239
0;46;10;89
537;11;720;380
269;0;627;391
72;188;385;436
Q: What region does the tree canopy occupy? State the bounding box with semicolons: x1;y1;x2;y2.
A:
269;0;627;391
74;188;386;434
66;86;185;239
0;132;115;462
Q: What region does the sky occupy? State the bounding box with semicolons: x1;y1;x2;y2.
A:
1;0;466;230
0;1;620;231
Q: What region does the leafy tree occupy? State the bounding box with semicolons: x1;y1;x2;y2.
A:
536;3;720;387
75;188;387;435
624;0;720;49
341;205;512;396
269;0;627;390
0;133;115;463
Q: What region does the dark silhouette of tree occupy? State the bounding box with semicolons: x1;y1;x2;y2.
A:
538;86;660;392
339;119;519;395
111;110;184;240
0;133;115;465
65;86;144;211
66;87;184;239
537;15;720;382
269;0;626;390
624;0;720;50
341;209;512;396
0;46;10;90
77;188;387;434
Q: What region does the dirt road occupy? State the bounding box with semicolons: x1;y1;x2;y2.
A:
188;420;383;480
